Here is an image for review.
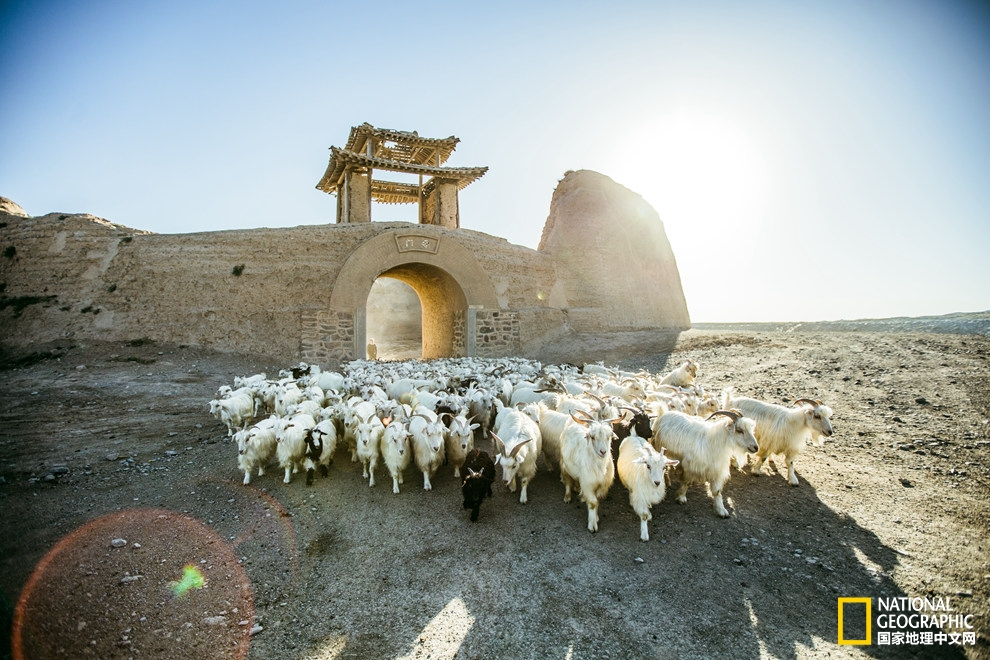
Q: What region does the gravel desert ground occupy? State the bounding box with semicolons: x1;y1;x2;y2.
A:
1;325;988;659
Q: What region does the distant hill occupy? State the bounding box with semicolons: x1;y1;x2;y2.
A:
693;311;990;336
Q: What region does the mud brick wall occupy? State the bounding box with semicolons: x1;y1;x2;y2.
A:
1;170;690;364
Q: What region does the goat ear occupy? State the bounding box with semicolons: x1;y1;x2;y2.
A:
665;457;680;467
633;457;648;465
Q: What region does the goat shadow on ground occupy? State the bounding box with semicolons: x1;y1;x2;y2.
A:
658;459;971;659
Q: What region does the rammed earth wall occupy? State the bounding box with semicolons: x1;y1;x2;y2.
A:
0;171;690;365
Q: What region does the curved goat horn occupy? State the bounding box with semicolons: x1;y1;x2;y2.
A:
706;409;742;423
585;391;609;408
489;430;506;453
792;398;821;408
569;412;592;426
508;438;532;458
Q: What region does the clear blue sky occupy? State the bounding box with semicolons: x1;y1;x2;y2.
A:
2;0;988;323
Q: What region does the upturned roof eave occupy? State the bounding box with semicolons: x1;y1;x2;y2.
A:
316;148;488;194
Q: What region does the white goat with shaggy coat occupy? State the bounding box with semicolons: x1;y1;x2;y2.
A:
234;416;277;485
275;412;317;484
559;410;618;532
722;390;834;486
491;409;543;504
408;407;446;491
210;388;257;435
617;436;679;541
352;404;385;487
660;360;699;388
380;417;412;494
652;409;758;518
535;402;570;472
443;413;478;478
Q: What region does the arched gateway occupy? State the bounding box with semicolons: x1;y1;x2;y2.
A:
0;131;691;366
318;228;500;360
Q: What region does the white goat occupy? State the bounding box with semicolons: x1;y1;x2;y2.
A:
535;402;570;472
660;360;699;388
387;377;445;401
599;378;648;403
287;398;323;419
490;408;543;504
409;407;446;491
559;409;618;532
209;388;257;435
313;370;347;394
652;409;758;518
274;383;305;417
380;417;412;494
443;413;478;478
722;390;834;486
399;388;443;413
463;385;496;442
233;372;267;389
341;397;376;462
234;417;277;485
353;406;385;487
275;412;317;484
617;436;679;541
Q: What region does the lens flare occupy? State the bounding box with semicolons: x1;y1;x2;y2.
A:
171;564;206;597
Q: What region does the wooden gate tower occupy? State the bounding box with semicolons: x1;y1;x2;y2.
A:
316;123;488;228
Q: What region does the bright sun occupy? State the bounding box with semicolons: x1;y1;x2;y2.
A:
601;109;774;322
605;109;770;233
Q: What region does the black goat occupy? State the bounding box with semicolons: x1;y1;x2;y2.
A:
611;407;653;459
461;449;496;522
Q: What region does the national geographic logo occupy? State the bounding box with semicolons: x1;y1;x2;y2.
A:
837;598;871;645
838;597;977;647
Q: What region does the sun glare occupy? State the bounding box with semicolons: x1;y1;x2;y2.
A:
607;110;770;232
603;109;773;321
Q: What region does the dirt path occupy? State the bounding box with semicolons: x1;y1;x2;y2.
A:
1;330;987;659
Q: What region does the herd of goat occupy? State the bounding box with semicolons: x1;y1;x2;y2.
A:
209;357;834;541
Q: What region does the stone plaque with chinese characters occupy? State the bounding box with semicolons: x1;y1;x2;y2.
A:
395;234;440;254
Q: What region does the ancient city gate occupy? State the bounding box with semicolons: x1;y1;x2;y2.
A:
301;122;505;362
302;228;505;362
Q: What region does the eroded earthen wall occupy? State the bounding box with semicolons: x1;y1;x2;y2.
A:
0;170;689;364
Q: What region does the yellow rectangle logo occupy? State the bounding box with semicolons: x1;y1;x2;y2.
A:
838;598;872;645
